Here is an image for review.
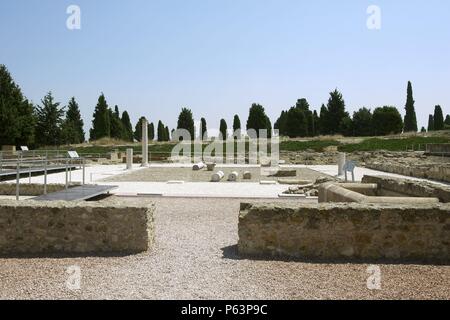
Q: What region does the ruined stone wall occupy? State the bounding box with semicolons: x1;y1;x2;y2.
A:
238;202;450;262
362;175;450;203
0;200;154;255
366;162;450;183
0;183;80;196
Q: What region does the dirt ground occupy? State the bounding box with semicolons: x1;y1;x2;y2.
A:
102;167;328;183
1;197;448;300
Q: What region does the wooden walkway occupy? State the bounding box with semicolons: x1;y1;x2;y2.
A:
32;185;118;201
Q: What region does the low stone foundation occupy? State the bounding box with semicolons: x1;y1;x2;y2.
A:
0;200;154;255
366;161;450;183
238;202;450;262
0;183;80;196
362;175;450;203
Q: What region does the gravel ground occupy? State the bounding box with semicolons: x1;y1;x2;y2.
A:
102;167;327;183
0;197;448;300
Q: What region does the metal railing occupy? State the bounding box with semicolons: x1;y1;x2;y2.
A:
0;155;86;200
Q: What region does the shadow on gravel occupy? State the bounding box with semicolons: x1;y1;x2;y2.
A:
220;245;449;266
0;251;144;260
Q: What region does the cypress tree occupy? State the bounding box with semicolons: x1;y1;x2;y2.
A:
313;110;320;137
274;110;288;136
109;106;124;140
62;97;85;144
433;105;444;131
177;108;195;140
164;126;170;141
421;127;426;133
318;104;328;135
219;119;228;140
200;117;207;140
232;115;241;138
445;115;450;126
0;64;35;146
157;120;164;142
35;92;65;146
427;115;435;132
90;93;110;141
246;103;270;138
324;89;347;135
149;122;155;140
134;116;148;141
120;111;133;141
403;81;418;132
285;107;308;137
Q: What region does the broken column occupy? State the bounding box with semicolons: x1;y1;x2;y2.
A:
126;148;133;170
193;162;205;171
141;118;149;167
211;171;225;182
228;171;239;182
338;152;346;176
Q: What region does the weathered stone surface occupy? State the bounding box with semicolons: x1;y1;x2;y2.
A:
269;169;296;177
238;202;450;262
362;175;450;203
0;183;80;196
0;200;154;255
243;171;252;179
318;182;439;204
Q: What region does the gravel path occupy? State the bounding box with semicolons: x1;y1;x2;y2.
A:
102;167;327;183
0;197;448;300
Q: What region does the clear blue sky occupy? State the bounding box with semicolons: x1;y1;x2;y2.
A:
1;0;449;135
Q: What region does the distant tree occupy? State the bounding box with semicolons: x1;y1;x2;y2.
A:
421;127;426;133
62;97;85;144
318;104;328;135
35;92;65;146
90;93;110;141
372;106;403;135
177;108;195;140
285;107;308;138
403;81;418;132
219;119;228;140
120;111;133;141
296;99;314;136
149;122;155;140
445;115;450;126
0;64;35;146
134;116;149;142
313;110;319;136
200;117;207;140
427;115;435;132
109;106;124;140
232;115;241;138
274;110;288;136
339;115;354;137
165;126;170;141
265;115;272;138
352;107;373;137
157;120;165;142
433;105;444;131
323;89;347;135
246;103;271;137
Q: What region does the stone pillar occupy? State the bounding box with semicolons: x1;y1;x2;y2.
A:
338;152;346;176
126;148;133;170
141;118;149;167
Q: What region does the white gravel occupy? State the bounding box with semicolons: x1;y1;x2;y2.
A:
0;197;448;300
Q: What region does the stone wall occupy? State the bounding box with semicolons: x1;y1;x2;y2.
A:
0;183;80;196
0;200;154;255
318;182;439;204
362;175;450;203
238;202;450;262
366;161;450;183
426;144;450;156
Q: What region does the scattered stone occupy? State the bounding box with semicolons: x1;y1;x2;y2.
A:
193;162;205;171
228;171;239;182
315;176;336;184
243;171;252;180
206;163;216;171
211;171;225;182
